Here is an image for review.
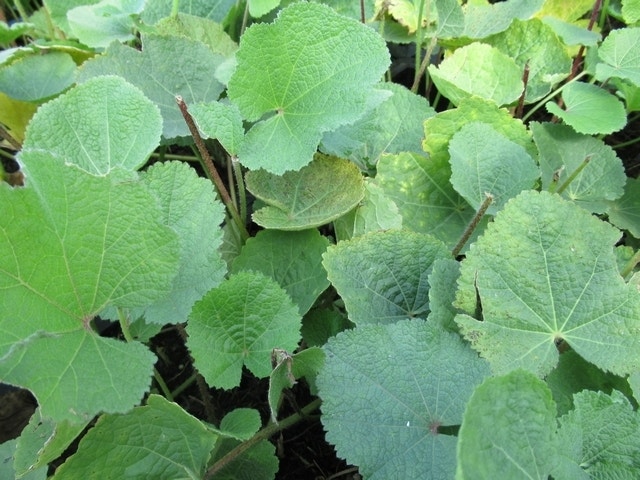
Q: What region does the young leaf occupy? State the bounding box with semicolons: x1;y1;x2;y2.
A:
449;122;539;214
428;42;524;106
456;370;557;480
323;230;450;325
607;177;640;238
455;190;640;377
484;18;571;102
461;0;545;39
218;408;261;441
531;122;626;213
546;81;627;135
77;35;225;139
186;271;301;389
0;52;76;102
22;75;162;175
52;395;218;479
554;390;640;478
375;152;481;248
321;82;436;171
231;229;330;315
317;319;490;479
191;101;244;156
227;2;390;173
154;13;238;57
246;154;364;230
596;27;640;86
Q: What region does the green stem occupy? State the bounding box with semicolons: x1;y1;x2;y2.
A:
153;367;174;401
451;193;493;258
411;35;438;93
232;156;247;224
171;0;180;18
149;152;199;162
412;0;428;90
620;249;640;279
171;373;197;399
612;136;640;150
203;398;322;480
13;0;29;22
553;155;591;195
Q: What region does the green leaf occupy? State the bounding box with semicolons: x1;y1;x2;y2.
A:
333;179;403;241
546;81;627;135
430;0;465;38
52;395;218;479
210;439;278;480
536;0;593;22
555;390;640;478
541;17;601;47
138;161;227;324
249;0;281;17
485;18;571;102
301;309;352;348
231;229;330;315
67;0;145;49
323;230;450;325
456;370;557;480
0;52;76;102
622;0;640;24
427;258;461;332
455;190;640;377
321;82;435;171
227;2;390;173
191;101;244;156
607;176;640;238
246;154;364;230
0;440;46;480
0;21;34;45
43;0;101;35
375;152;480;248
531;122;626;213
140;0;235;24
449;122;539;214
155;13;238;57
218;408;261;441
428;42;523;106
186;271;301;389
318;319;490;479
23;76;161;175
461;0;545;39
77;35;225;139
596;27;640;86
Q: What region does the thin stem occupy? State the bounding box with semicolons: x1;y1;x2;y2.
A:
203;398;322;480
620;249;640;279
612;136;640;150
411;35;438;93
153;367;174;401
451;193;493;258
360;0;366;23
149;152;199;162
554;155;591;195
176;96;249;241
0;124;21;150
514;60;530;119
521;71;588;122
240;1;250;37
412;0;428;90
171;373;197;398
232;156;248;224
171;0;180;18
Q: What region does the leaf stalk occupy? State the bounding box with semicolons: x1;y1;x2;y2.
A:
452;193;493;257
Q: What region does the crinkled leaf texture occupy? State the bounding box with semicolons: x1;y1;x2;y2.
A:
455;190;640;377
227;2;391;173
0;153;179;422
596;27;640;86
532;122;625;213
318;319;490;479
246;154;364;230
77;35;225;139
456;370;557;480
231;229;330;315
607;177;640;238
461;0;544;38
191;101;244;156
323;230;451;325
52;395;218;479
186;271;301;389
22;75;162;175
140;0;235;24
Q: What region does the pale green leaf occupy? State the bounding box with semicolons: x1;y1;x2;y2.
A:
596;27;640;86
455;190;640;377
23;75;162;175
231;229;329;315
462;0;544;39
485;18;571;102
187;272;301;389
430;0;465;38
67;0;145;49
532;122;626;213
614;77;640;111
428;42;523;106
77;35;225;139
246;154;364;230
227;2;390;173
155;13;238;57
140;0;235;23
541;17;601;46
0;440;46;480
456;370;557;480
191;101;244;156
555;390;640;478
218;408;261;441
333;179;403;241
43;0;101;35
536;0;593;22
0;52;76;102
318;320;490;479
249;0;281;17
52;395;217;479
449;122;539;214
622;0;640;24
546;81;627;135
607;177;640;238
375;152;481;249
427;258;461;332
321;82;435;171
137;161;226;324
0;21;34;45
323;230;450;325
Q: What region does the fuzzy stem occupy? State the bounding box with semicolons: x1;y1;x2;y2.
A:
452;193;493;257
621;250;640;279
203;398;322;479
